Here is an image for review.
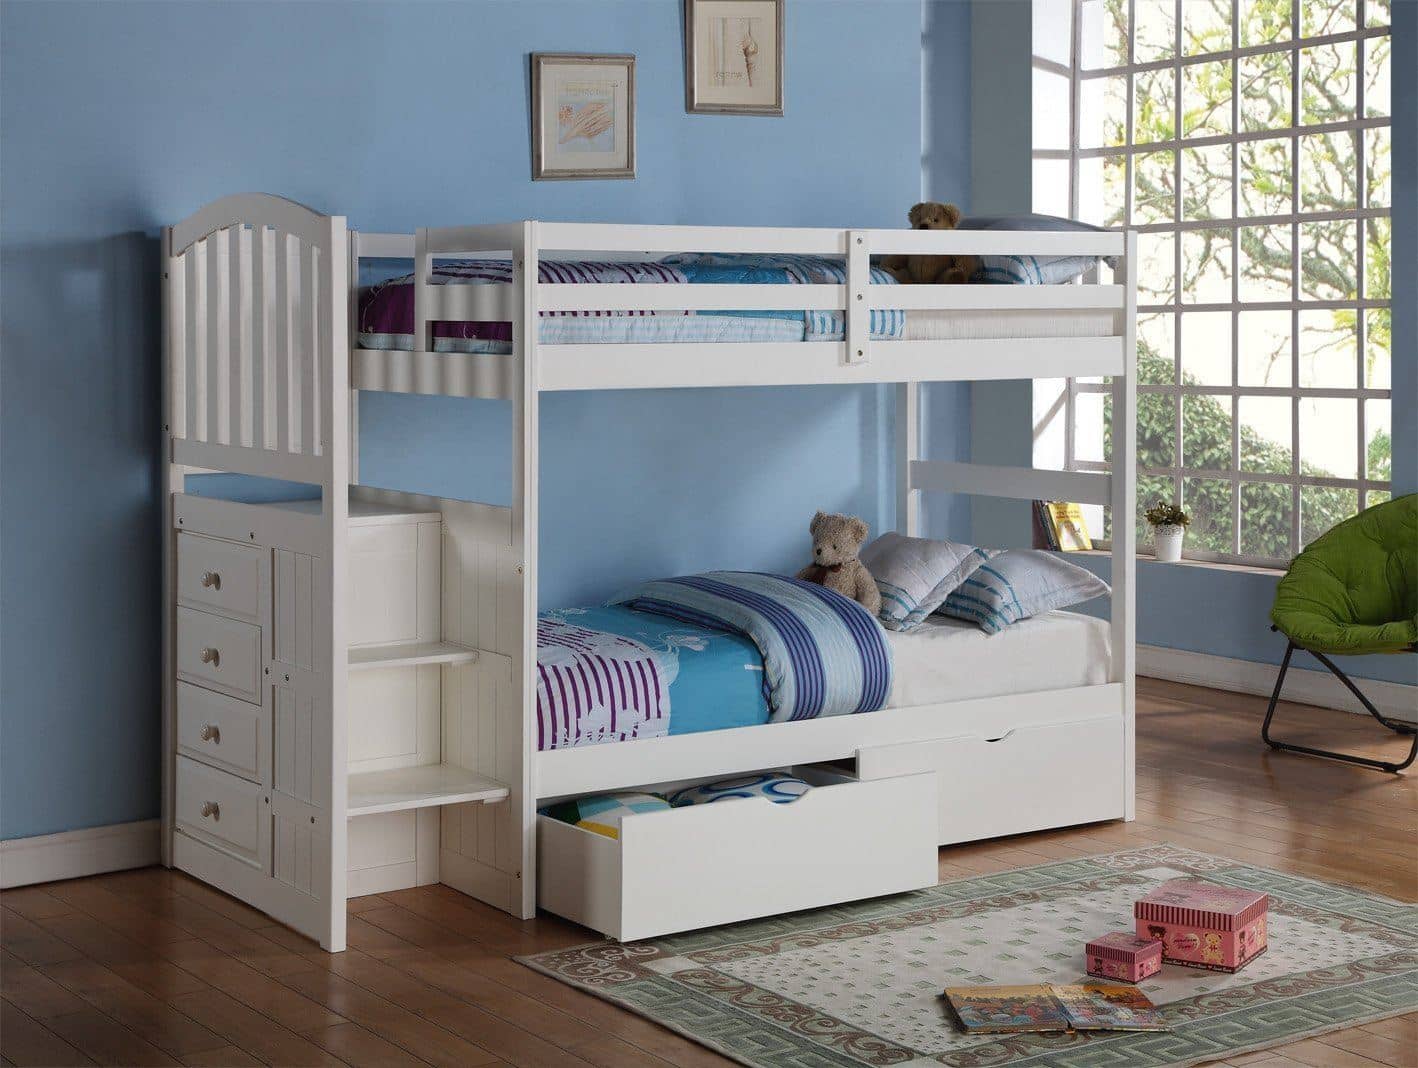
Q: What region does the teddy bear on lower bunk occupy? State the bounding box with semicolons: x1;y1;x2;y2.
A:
795;511;882;616
881;201;980;285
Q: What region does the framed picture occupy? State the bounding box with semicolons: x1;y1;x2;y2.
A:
531;53;636;180
684;0;783;115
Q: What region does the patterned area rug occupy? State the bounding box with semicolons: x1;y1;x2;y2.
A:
519;845;1417;1067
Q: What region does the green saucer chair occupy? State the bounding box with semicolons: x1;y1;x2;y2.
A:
1263;493;1417;772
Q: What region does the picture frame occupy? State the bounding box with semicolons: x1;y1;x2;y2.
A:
684;0;784;116
531;52;636;180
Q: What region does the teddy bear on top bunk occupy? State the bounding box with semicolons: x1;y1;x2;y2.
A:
881;201;980;285
796;512;882;616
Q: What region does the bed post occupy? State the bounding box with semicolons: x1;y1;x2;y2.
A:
1112;231;1138;821
896;382;920;536
512;221;540;919
160;225;178;868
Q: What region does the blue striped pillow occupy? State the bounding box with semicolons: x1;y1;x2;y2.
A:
860;533;995;632
938;550;1111;634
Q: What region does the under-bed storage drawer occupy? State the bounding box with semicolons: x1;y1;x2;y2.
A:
857;713;1125;846
176;607;261;703
537;771;937;942
177;532;264;623
175;755;269;869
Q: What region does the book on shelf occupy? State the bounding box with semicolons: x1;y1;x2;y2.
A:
943;983;1169;1034
1035;501;1093;552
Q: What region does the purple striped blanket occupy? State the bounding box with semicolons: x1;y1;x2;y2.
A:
536;617;671;751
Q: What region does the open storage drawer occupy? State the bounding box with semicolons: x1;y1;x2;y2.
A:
857;710;1126;846
537;768;937;942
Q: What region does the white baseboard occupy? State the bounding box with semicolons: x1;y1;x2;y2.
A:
1138;644;1418;723
0;819;161;889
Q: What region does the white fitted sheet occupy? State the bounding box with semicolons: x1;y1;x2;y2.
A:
884;610;1111;708
902;308;1117;340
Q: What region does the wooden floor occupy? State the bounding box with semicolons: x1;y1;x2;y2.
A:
2;679;1415;1068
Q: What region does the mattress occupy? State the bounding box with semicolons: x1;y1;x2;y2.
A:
536;605;1110;750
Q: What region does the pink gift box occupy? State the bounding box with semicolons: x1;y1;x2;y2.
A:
1086;931;1163;983
1135;878;1269;973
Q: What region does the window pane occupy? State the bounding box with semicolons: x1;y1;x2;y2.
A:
1033;158;1071;217
1299;398;1358;479
1138;312;1176;384
1299;132;1358;214
1240;0;1291;46
1302;486;1357;547
1180;228;1233;303
1239;398;1292;474
1366;217;1390;301
1239;49;1292;132
1181;311;1232;385
1076;391;1107;463
1183;144;1232;220
1366;34;1390;118
1299;308;1358;388
1239;139;1293;217
1366;399;1391;483
1238;225;1292;302
1033;0;1073;65
1184;0;1232;55
1076;156;1128;227
1365;309;1391;389
1033;70;1071;152
1183;393;1233;470
1184;476;1236;553
1134;0;1176;63
1238;310;1293;387
1080;0;1130;69
1138;231;1176;303
1366;127;1392;208
1367;0;1391;29
1301;0;1354;37
1240;482;1293;559
1133;68;1176;146
1300;43;1357;125
1182;61;1233;138
1139;393;1177;468
1133;150;1176;225
1080;75;1128;149
1300;220;1357;300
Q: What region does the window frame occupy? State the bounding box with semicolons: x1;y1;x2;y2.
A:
1034;0;1393;568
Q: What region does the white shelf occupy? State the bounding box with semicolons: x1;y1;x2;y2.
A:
347;640;478;671
347;764;509;817
259;493;443;527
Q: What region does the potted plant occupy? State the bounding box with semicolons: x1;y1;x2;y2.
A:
1144;500;1190;562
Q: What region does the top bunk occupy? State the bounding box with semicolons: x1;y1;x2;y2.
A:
352;220;1137;397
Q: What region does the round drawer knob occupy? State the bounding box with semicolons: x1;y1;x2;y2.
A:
199;647;220;667
201;571;222;590
200;723;221;744
200;801;220;820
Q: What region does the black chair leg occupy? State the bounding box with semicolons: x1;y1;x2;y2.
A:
1261;636;1418;773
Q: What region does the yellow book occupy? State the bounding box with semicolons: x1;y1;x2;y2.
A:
1045;502;1092;551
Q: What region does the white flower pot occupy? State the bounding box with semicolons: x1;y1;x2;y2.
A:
1152;524;1185;562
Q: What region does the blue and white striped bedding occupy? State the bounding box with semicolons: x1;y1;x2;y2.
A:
613;572;893;724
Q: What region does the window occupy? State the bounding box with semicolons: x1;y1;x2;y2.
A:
1033;0;1392;566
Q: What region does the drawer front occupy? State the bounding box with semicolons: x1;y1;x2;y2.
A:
538;771;938;942
177;682;267;782
177;533;263;623
176;607;261;703
857;713;1126;845
176;756;267;868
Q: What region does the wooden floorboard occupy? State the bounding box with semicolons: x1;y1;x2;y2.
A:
2;679;1414;1067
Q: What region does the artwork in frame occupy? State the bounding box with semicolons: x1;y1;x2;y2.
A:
684;0;783;115
531;53;636;180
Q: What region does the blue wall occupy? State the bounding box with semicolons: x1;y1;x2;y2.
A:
0;0;966;840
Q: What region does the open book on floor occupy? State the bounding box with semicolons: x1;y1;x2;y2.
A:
943;983;1169;1034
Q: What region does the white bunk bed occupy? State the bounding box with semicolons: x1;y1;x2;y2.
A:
161;194;1137;951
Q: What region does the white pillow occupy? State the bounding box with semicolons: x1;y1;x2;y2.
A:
860;532;995;632
937;550;1111;634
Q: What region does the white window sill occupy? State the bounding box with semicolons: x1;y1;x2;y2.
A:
1064;548;1286;577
